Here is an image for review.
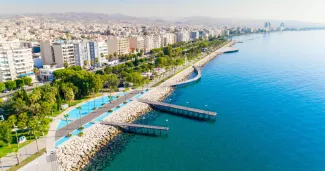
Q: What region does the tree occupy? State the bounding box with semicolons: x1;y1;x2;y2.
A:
77;106;82;129
29;88;42;104
155;57;167;68
15;79;25;88
113;52;117;57
83;60;88;67
0;120;12;146
33;68;39;75
22;77;32;86
27;117;40;153
64;114;69;133
64;87;74;106
90;60;94;67
126;72;144;88
0;82;5;92
64;62;69;68
106;74;119;89
5;80;16;90
12;98;27;114
17;112;28;130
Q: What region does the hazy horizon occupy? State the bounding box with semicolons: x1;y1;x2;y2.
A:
1;0;325;24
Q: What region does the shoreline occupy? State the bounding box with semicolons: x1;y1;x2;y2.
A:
57;41;235;171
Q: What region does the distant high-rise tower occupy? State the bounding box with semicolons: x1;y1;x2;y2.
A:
280;23;285;31
264;22;271;32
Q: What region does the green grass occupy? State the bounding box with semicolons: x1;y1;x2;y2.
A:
1;93;105;157
0;130;39;156
6;148;46;171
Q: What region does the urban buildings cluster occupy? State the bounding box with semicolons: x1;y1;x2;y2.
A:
0;16;288;82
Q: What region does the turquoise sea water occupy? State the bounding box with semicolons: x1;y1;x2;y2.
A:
102;31;325;171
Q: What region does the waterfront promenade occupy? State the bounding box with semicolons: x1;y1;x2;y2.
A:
54;90;141;141
5;41;235;171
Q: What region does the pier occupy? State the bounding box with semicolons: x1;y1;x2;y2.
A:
101;122;168;136
138;99;216;120
171;66;202;88
217;46;239;53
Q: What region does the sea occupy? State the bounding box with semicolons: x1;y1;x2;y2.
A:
100;30;325;171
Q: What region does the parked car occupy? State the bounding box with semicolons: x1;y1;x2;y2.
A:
2;89;9;93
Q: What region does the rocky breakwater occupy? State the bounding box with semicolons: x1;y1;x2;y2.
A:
57;87;174;171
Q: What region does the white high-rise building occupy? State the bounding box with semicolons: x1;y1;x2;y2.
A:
144;35;154;52
74;42;90;68
153;35;162;49
176;31;190;42
52;43;76;67
97;41;108;66
0;46;34;81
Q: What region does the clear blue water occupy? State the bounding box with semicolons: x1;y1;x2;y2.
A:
57;120;73;130
56;96;118;130
55;91;149;147
103;31;325;171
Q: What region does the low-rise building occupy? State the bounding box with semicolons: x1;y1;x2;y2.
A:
39;65;64;81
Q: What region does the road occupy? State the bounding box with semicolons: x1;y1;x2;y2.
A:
0;81;51;98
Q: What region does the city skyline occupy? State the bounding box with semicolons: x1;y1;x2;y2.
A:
1;0;325;23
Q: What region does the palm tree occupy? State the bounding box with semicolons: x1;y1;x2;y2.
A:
64;114;69;133
109;54;113;60
123;89;127;103
76;107;82;129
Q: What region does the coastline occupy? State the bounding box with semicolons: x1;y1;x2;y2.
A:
56;41;235;171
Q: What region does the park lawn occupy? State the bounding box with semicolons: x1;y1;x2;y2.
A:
0;130;38;156
1;93;104;156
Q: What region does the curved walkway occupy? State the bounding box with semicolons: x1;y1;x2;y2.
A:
171;65;202;87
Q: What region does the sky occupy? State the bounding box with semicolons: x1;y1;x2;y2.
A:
1;0;325;23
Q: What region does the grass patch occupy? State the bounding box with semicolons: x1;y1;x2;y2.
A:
6;148;46;171
0;130;43;156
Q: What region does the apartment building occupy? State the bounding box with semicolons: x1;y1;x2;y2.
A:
190;31;199;41
0;47;34;81
52;43;76;67
176;31;190;42
152;35;162;49
74;42;89;68
144;35;154;52
129;36;145;52
107;38;129;55
40;40;55;65
97;41;108;66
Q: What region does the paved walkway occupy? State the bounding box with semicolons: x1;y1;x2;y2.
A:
54;90;140;141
